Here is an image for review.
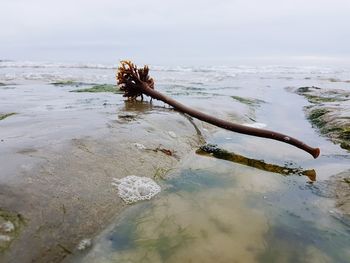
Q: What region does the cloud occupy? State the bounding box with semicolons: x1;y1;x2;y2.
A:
0;0;349;64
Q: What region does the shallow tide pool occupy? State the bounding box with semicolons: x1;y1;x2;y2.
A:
72;133;350;263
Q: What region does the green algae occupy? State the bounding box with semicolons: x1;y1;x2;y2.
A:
340;142;350;151
307;108;329;129
303;94;344;104
231;95;264;106
136;225;194;262
0;113;17;121
51;80;87;87
71;84;122;93
339;127;350;140
307;108;350;150
153;167;173;181
344;178;350;185
297;86;349;104
0;208;25;253
297;87;350;152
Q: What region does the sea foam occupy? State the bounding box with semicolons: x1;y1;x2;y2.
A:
112;176;161;204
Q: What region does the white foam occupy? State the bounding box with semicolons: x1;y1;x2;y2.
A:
133;143;146;150
0;221;15;233
77;238;92;251
112;176;161;204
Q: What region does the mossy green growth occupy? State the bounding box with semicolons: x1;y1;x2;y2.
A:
51;80;87;87
0;113;17;121
340;142;350;151
339;127;350;140
297;86;320;93
71;84;122;93
136;225;194;262
231;95;264;106
307;108;329;129
153;167;173;181
303;94;343;104
0;208;25;253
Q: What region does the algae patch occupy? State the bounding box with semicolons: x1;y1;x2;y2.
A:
0;113;17;121
231;95;264;106
0;209;25;253
51;80;87;87
71;84;123;94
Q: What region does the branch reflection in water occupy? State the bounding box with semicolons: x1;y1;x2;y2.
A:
196;144;316;181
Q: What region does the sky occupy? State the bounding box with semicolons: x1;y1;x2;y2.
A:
0;0;349;65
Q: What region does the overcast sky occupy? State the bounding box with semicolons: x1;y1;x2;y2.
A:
0;0;349;65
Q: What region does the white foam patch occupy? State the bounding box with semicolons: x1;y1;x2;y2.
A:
77;238;92;251
243;122;267;129
0;221;14;233
133;143;146;150
112;176;161;204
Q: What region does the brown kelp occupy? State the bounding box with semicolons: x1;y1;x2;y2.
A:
117;60;320;158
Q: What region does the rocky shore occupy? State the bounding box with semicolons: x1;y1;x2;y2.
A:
295;86;350;216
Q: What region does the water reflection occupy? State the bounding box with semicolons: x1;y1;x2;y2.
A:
74;171;268;263
196;144;316;181
72;167;350;263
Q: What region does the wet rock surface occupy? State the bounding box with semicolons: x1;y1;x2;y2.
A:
296;86;350;216
0;85;204;263
296;86;350;151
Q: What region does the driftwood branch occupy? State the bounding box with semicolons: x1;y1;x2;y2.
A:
117;60;320;159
